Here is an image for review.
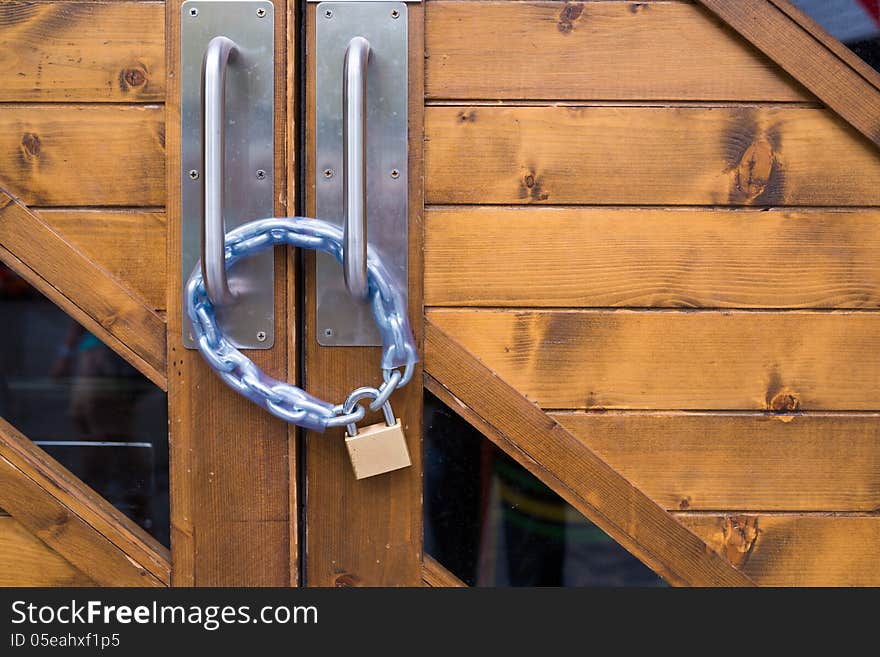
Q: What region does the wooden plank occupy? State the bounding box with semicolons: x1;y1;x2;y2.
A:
424;322;755;586
0;516;95;587
303;2;424;587
425;207;880;309
679;514;880;586
0;2;165;102
553;412;880;512
424;106;880;206
767;0;880;93
0;105;164;206
0;417;168;586
0;193;166;388
426;1;807;101
40;209;166;312
427;308;880;411
422;555;467;588
166;0;295;586
697;0;880;148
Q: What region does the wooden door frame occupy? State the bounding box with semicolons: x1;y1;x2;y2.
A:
161;0;880;588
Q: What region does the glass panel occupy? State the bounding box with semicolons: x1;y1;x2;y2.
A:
791;0;880;71
0;263;169;546
424;392;664;587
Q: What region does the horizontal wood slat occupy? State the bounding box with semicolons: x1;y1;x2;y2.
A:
0;105;164;206
553;412;880;512
0;416;170;586
425;322;755;587
425;1;807;101
428;308;880;411
424;106;880;206
425;207;880;309
697;0;880;148
0;193;166;389
0;2;165;102
0;516;94;586
679;514;880;586
40;209;166;312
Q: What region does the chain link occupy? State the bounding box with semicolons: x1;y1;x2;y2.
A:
186;217;418;433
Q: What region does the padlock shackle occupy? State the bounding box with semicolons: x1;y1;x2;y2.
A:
341;386;396;436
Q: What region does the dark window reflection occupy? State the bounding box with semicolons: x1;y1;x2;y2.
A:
424;392;664;587
792;0;880;71
0;264;169;546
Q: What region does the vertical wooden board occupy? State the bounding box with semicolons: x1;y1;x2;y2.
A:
0;1;165;102
679;514;880;586
424;106;880;206
425;1;807;101
304;3;423;587
166;0;294;586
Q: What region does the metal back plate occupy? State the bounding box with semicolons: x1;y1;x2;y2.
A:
315;2;408;346
181;0;275;349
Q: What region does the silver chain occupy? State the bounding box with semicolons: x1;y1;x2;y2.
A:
185;217;418;433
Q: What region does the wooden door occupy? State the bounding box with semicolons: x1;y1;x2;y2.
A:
306;0;880;587
413;0;880;587
3;0;879;589
0;0;297;587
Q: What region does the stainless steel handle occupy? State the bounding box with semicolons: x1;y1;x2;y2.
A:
342;36;371;303
202;35;239;306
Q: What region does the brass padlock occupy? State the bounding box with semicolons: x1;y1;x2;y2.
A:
345;400;411;480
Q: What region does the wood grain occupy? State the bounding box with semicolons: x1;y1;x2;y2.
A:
553;412;880;511
766;0;880;94
0;516;94;586
303;3;424;587
426;1;807;101
428;308;880;411
0;105;164;206
679;513;880;586
422;555;467;587
0;1;165;102
425;322;755;586
424;106;880;206
697;0;880;147
40;209;166;312
425;207;880;309
166;0;295;586
0;193;166;388
0;417;169;586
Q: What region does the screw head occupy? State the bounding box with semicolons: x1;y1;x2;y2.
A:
391;9;400;19
390;169;400;179
256;169;267;180
256;7;267;18
324;328;334;337
257;331;267;342
324;9;333;19
188;169;199;180
189;7;198;17
323;168;334;179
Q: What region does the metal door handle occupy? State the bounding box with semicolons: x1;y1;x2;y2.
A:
342;36;371;303
202;35;239;306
